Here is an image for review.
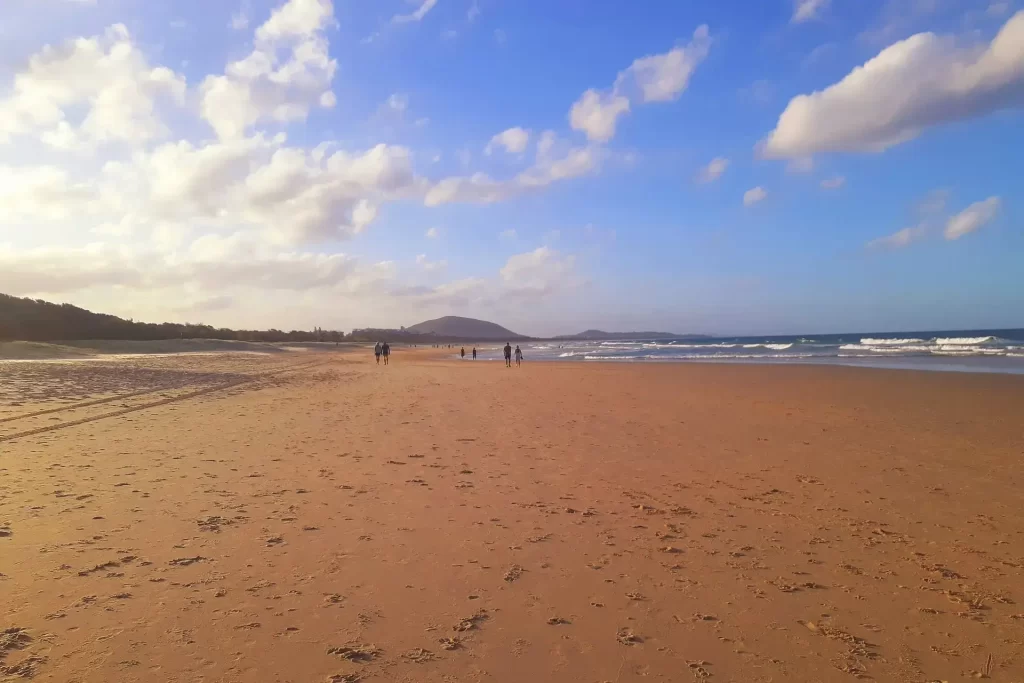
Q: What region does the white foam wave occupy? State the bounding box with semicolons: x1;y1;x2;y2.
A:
935;336;995;345
859;338;925;345
742;343;793;350
583;353;815;361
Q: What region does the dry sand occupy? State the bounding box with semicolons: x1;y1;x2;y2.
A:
2;350;1023;682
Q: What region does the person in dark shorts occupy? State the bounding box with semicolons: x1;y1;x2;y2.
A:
503;342;512;367
514;345;523;367
472;347;477;360
374;341;382;364
461;347;465;359
382;341;391;365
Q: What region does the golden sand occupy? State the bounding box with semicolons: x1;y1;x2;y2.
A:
2;350;1023;682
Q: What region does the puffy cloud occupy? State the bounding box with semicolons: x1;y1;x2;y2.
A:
200;0;337;139
945;197;1000;240
696;157;729;183
743;186;768;206
392;0;438;23
91;136;417;245
615;26;711;103
820;175;846;189
0;24;185;148
425;146;601;206
763;11;1024;158
500;247;581;296
867;224;929;249
792;0;829;23
425;227;440;238
569;90;630;143
0;165;103;220
485;127;531;155
569;25;710;142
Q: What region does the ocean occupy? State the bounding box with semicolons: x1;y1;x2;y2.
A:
462;329;1024;375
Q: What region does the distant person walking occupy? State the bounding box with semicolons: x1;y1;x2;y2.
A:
514;345;524;367
504;342;512;368
374;341;382;365
382;341;391;365
461;346;466;360
472;347;477;360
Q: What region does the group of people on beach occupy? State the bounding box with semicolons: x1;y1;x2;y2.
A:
376;340;523;367
459;343;522;367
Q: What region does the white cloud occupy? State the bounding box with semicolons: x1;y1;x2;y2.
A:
763;11;1024;158
820;175;846;189
0;165;103;220
536;130;557;160
468;0;480;21
569;25;710;142
867;224;929;249
0;24;186;148
0;239;378;297
945;197;1000;240
615;26;711;103
743;186;768;206
500;247;581;296
200;0;337;139
792;0;829;23
90;135;418;245
485;127;531;155
415;253;448;272
392;0;438;23
500;228;517;240
425;227;440;238
569;90;631;143
696;157;729;183
425;146;602;206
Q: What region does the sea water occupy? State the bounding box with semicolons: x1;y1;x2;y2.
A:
461;329;1024;375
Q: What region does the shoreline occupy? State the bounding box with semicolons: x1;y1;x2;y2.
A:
428;350;1024;376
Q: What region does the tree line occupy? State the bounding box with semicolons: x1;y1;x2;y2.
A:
0;294;483;344
0;294;345;343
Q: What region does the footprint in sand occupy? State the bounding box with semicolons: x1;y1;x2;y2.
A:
503;565;524;582
616;628;641;645
326;644;379;662
438;636;461;650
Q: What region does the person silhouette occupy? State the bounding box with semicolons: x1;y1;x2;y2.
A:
503;342;512;368
382;341;391;365
472;347;477;360
374;341;382;365
514;345;523;367
460;346;466;360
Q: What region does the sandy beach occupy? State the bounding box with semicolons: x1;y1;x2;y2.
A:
2;350;1023;682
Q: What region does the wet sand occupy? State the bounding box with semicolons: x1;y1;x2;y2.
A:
2;351;1023;682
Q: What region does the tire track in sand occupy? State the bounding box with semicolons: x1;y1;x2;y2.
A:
0;360;330;444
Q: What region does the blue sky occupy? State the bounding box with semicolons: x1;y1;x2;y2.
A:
0;0;1021;336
